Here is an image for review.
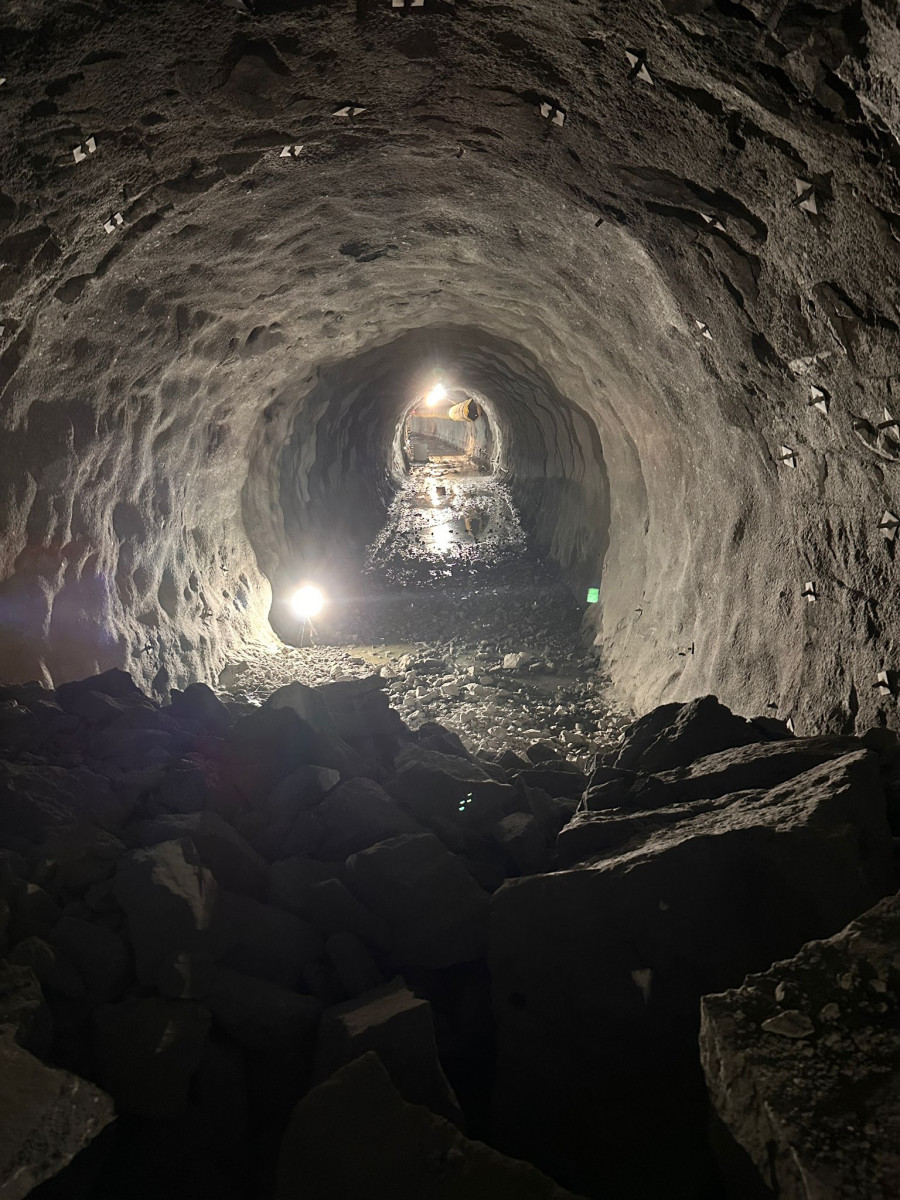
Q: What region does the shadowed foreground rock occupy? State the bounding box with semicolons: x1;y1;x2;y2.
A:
1;668;898;1198
0;1031;114;1200
490;749;895;1196
275;1052;585;1200
701;892;900;1200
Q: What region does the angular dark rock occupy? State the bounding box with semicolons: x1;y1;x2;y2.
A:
268;855;343;916
492;812;551;876
614;695;762;774
491;750;896;1196
214;889;324;988
313;979;463;1125
49;914;131;1004
389;743;514;826
207;967;322;1055
346;833;490;969
324;931;384;998
304;877;391;947
0;1030;115;1200
311;777;423;860
136;810;269;898
113;839;218;984
55;669;144;711
275;1052;584;1200
92;995;210;1118
0;762;131;844
0;962;53;1056
168;681;231;734
701;891;900;1200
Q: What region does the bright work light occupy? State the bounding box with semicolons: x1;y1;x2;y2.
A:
291;585;324;619
425;383;448;407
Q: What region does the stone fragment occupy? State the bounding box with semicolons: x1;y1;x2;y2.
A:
207;967;322;1055
8;882;60;943
491;750;895;1195
215;889;324;988
136;810;269;897
346;834;490;968
701;891;900;1200
92;996;210;1118
113;839;218;984
0;1030;114;1200
313;979;462;1124
614;695;761;773
275;1052;583;1200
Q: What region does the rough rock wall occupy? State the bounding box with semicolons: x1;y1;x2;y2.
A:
1;0;900;731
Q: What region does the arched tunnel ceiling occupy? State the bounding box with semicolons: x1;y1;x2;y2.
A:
2;0;900;732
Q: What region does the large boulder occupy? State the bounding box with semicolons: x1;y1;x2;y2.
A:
135;811;269;898
0;762;132;845
389;744;513;827
268;856;343;916
207;967;321;1055
346;834;490;969
307;778;423;860
113;839;218;984
490;750;896;1197
49;914;131;1005
0;1030;115;1200
214;890;323;988
92;996;210;1118
275;1052;585;1200
701;891;900;1200
613;695;763;774
313;979;463;1125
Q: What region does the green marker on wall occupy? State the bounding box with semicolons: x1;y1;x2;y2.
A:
586;587;599;604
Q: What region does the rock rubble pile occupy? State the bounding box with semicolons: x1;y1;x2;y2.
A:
0;670;897;1198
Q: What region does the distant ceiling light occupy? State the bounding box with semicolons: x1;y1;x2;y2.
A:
425;383;448;406
290;585;324;619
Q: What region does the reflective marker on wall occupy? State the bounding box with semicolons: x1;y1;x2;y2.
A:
586;587;599;603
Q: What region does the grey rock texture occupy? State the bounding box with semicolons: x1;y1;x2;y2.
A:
1;2;900;733
701;891;900;1200
275;1051;586;1200
490;749;896;1195
0;1030;115;1200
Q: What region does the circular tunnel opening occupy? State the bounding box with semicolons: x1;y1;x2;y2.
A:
248;325;610;653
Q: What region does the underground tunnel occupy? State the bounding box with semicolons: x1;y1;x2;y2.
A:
1;1;899;1198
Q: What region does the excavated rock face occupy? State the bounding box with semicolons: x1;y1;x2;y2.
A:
2;1;900;729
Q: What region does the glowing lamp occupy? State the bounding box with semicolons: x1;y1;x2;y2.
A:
425;383;448;407
291;585;324;619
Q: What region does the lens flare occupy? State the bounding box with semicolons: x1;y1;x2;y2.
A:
425;383;448;407
290;585;324;619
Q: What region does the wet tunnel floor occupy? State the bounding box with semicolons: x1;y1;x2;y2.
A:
224;455;630;762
